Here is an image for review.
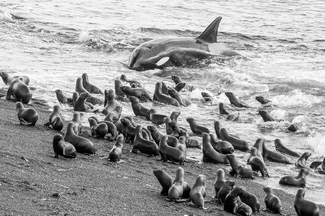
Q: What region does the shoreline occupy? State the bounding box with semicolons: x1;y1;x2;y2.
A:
0;98;323;215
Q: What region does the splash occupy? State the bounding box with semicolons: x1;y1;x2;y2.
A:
271;89;321;107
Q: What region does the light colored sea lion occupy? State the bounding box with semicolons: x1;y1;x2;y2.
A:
210;133;234;154
190;174;207;209
274;139;300;157
262;142;291;164
82;73;102;94
88;118;108;138
149;109;167;125
71;112;82;135
6;78;32;104
219;102;229;115
44;105;64;131
167;167;191;201
224;187;253;216
55;89;73;106
213;169;226;198
295;152;312;168
73;92;91;112
185;137;202;149
104;105;122;122
153;82;179;106
226;112;240;121
294;188;320;216
121;85;152;102
186;117;210;136
16;102;38;126
108;134;123;162
239;189;260;212
159;135;185;164
279;168;309;188
247;147;269;177
220;128;250;152
153;169;174;196
217;180;235;204
103;89;120;113
202;133;229;164
226;154;254;179
120;74;142;88
225;92;250;108
0;72;30;85
167;86;191;106
64;122;96;154
129;96;151;120
52;134;76;158
259;110;275;122
256;96;272;105
263;187;285;215
132;125;159;156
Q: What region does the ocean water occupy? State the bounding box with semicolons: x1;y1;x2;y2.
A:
1;0;325;205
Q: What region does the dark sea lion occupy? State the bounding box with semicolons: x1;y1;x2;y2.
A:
214;120;222;139
74;92;91;112
210;133;234;154
101;121;118;140
252;138;264;161
153;82;179;106
161;81;169;95
16;102;38;126
103;89;120;113
201;91;213;102
147;125;163;145
288;124;299;132
262;142;291;164
149;109;167;125
159;135;185;164
202;133;229;164
294;188;320;216
219;102;229;115
129;96;151;120
214;169;226;198
168;87;191;106
132;125;159;156
120;74;142;88
219;128;250;152
190;174;207;209
226;154;254;179
225;92;250;108
185;137;202;149
114;79;127;100
217;180;235;204
167;167;191;201
120;118;136;142
310;161;322;169
186;117;210;136
44;105;64;131
165;117;174;135
153;169;174;196
171;75;182;85
256;96;272;105
75;77;89;94
64;122;96;154
239;190;261;212
224;187;253;216
104;105;122;122
295;152;312;168
88;118;108;138
174;82;186;92
247;147;269;177
109;134;123;162
71;112;82;135
274;139;300;157
170;111;181;122
263;187;285;215
0;72;30;85
259;110;275;122
6;78;32;104
55;89;73;106
121;85;152;102
52;134;77;158
279;168;309;187
82;73;102;94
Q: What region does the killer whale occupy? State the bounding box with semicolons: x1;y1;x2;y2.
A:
128;16;240;71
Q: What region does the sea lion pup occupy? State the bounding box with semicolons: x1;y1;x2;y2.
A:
120;74;142;88
210;133;234;154
64;122;96;154
0;72;30;85
55;89;73;106
71;112;82;135
263;187;286;215
52;134;77;158
213;169;226;198
224;187;253;216
159;135;185;164
103;89;120;113
167;167;191;201
44;105;64;131
132;125;159;156
214;120;222;139
294;188;320;216
186;117;210;136
262;142;291;164
255;95;272;105
239;189;260;212
202;133;229;164
73;92;92;112
217;180;235;204
171;75;182;85
189;174;207;209
274;139;300;157
153;82;179;106
6;78;32;104
88;118;108;138
168;86;191;106
104;105;122;122
185;137;202;149
81;73;102;94
153;169;174;196
226;154;254;179
16;102;38;126
108;134;123;162
225;92;250;108
247;147;269;177
259;110;275;122
219;128;250;152
219;102;229;115
129;96;151;120
121;85;152;102
295;152;312;168
279;168;309;187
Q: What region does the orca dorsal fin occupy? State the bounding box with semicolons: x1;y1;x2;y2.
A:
197;16;222;43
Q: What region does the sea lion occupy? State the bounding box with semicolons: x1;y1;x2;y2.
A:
219;128;250;152
259;110;275;122
294;188;320;216
73;92;91;112
190;174;207;209
224;187;253;216
256;96;272;105
88;118;108;138
160;81;169;95
108;134;123;162
239;190;261;212
201;91;213;102
153;82;179;106
214;120;222;139
252;138;264;161
213;169;226;198
219;102;229;115
55;89;73;106
225;92;250;108
44;105;64;131
186;117;210;136
165;118;188;138
6;78;32;104
120;74;142;88
121;85;152;102
247;147;269;177
185;137;202;149
149;109;167;125
217;180;235;204
274;139;300;157
153;169;174;196
75;77;88;94
310;161;322;170
82;73;102;94
64;122;96;154
279;168;309;187
129;96;151;120
0;72;29;85
295;152;312;168
226;154;254;179
75;78;102;105
103;89;120;113
262;142;291;164
171;75;182;85
104;105;122;122
120;118;136;142
16;102;38;126
167;167;191;201
263;187;285;215
101;120;118;140
174;82;186;92
210;133;234;154
170;111;181;122
114;79;127;100
71;112;82;135
159;135;185;164
202;133;229;164
167;87;191;106
147;125;163;145
142;127;154;141
132;125;159;156
52;134;77;158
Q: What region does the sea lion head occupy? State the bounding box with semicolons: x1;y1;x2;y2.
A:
217;169;225;179
296;188;305;199
225;180;235;189
16;102;24;110
263;187;272;194
175;167;184;181
194;174;206;187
